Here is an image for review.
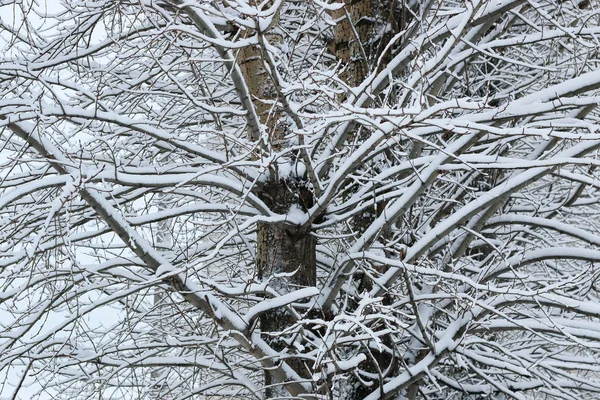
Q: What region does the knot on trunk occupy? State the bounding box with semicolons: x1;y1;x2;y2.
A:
258;176;314;215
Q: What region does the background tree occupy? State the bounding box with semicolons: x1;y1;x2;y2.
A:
2;0;600;399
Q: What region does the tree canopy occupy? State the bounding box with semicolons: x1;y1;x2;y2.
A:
2;0;600;399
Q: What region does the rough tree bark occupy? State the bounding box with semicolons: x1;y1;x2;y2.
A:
329;1;408;398
237;3;318;397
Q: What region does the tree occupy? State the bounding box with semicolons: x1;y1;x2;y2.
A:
2;0;600;399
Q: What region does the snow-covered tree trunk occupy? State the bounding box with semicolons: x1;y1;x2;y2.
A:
329;2;424;397
237;2;318;396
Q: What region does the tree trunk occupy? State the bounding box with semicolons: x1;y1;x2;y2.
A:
237;3;318;397
255;181;317;397
329;1;415;398
257;220;316;397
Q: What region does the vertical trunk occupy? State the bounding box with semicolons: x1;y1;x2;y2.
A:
255;181;317;398
329;0;409;89
329;1;416;398
257;221;316;397
236;3;318;397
